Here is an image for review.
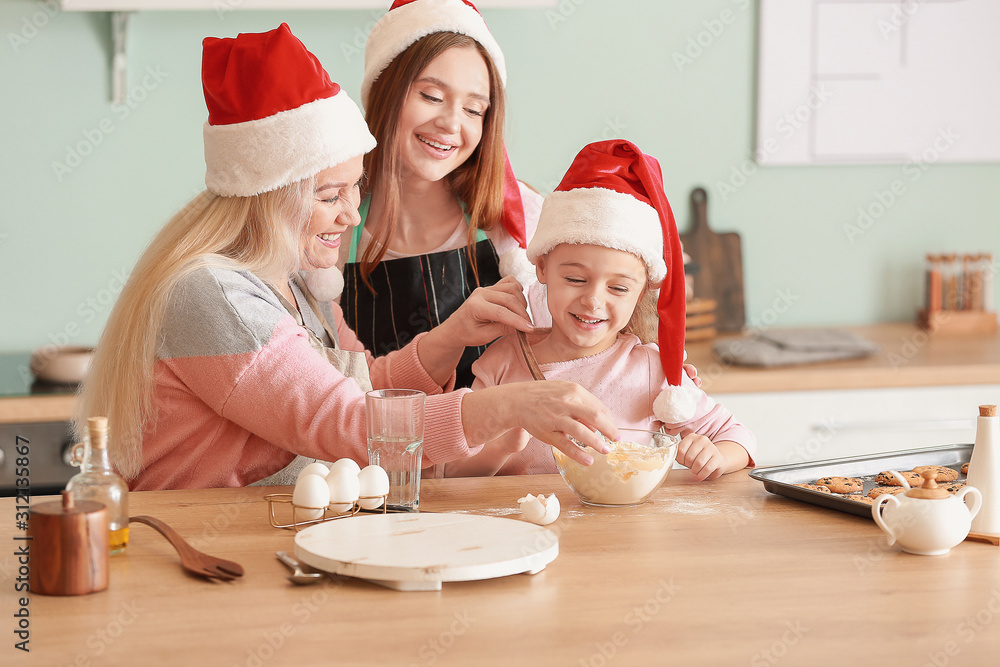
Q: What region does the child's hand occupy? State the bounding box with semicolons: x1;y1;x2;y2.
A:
676;434;727;481
682;363;702;388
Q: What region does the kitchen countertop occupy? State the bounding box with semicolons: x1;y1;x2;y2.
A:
11;471;1000;665
0;352;76;424
687;322;1000;394
2;322;997;424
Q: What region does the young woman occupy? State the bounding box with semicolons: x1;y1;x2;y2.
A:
74;23;617;491
335;0;544;388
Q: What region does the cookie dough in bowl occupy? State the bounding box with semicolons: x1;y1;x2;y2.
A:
552;429;679;507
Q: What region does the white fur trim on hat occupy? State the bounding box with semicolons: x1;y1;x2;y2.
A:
498;247;535;287
652;384;700;423
205;93;376;197
527;187;666;285
302;266;345;302
362;0;507;107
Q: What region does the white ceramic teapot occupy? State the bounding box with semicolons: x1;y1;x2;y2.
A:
872;470;982;556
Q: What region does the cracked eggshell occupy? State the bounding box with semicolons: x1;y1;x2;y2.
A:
357;465;390;510
292;474;330;520
326;467;361;512
518;493;560;525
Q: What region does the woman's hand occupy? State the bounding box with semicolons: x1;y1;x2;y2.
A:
440;276;534;347
461;381;617;466
416;277;534;385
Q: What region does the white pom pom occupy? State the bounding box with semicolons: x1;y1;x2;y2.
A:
302;267;344;302
653;385;700;423
498;247;536;286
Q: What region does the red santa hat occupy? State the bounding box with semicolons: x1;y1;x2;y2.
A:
362;0;506;105
202;22;376;197
363;0;530;269
528;140;698;423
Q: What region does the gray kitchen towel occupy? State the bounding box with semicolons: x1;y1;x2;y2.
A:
713;328;879;367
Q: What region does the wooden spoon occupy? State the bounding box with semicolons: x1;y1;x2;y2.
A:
516;330;546;381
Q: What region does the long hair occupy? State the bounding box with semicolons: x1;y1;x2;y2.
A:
74;180;313;480
360;32;507;290
623;286;659;344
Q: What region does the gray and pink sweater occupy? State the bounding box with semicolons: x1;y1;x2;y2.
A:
134;265;474;490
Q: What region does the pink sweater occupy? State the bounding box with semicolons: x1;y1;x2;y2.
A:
468;333;757;475
133;267;473;490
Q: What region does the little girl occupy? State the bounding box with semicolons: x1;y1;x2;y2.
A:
446;140;756;480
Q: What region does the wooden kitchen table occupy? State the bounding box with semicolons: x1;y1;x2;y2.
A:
7;471;1000;666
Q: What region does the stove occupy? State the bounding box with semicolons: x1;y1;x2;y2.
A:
0;353;79;497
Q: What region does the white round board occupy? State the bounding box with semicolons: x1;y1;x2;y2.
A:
294;513;559;591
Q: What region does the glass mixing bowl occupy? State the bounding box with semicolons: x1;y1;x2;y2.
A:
552;429;679;507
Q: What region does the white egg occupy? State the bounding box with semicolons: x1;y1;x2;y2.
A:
518;493;560;525
326;467;361;513
292;474;330;520
328;458;362;476
357;465;390;510
296;461;330;482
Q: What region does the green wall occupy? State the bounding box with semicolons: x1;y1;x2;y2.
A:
2;0;998;352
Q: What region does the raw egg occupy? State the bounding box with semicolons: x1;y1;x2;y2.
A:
326;467;360;513
329;458;362;476
292;474;330;520
357;465;390;510
297;461;331;482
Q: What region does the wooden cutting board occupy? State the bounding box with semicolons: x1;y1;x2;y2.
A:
294;513;558;591
679;188;745;332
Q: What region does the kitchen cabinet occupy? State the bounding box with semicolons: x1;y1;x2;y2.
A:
685;323;1000;466
719;383;999;466
0;394;74;425
0;354;79;495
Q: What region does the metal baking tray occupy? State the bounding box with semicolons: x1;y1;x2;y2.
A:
749;443;972;519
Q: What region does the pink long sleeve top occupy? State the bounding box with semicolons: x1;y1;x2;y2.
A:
469;333;757;475
132;266;474;490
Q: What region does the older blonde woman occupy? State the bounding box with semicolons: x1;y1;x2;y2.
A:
76;23;615;491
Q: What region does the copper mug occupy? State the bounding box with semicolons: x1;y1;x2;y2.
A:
28;491;109;595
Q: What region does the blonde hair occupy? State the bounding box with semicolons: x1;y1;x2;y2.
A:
623;286;659;344
74;180;313;480
360;32;507;291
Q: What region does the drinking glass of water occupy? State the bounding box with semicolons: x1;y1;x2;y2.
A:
365;389;426;511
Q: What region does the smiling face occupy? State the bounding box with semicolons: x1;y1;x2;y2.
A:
300;155;365;271
395;45;490;185
536;243;649;360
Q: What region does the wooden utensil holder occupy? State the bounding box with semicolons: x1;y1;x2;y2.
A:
917;309;998;335
28;492;109;596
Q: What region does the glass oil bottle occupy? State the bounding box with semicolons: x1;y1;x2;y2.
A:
67;416;130;555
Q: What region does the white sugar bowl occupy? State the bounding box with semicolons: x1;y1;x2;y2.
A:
872;470;982;556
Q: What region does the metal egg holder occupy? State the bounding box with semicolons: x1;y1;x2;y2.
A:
264;493;390;531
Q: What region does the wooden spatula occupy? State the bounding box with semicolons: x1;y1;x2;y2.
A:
130;515;244;581
516;330;545;381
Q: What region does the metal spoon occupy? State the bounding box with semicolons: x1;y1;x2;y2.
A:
275;551;323;585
